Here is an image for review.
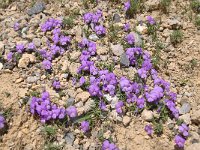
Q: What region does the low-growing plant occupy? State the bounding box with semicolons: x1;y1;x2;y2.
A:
170;30;183;45
125;0;142;18
63;15;75;29
42;125;57;140
0;0;13;8
195;15;200;29
160;0;171;13
190;0;200;13
152;41;164;69
45;143;62;150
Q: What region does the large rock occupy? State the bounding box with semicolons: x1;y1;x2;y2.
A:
111;44;124;56
141;110;153;121
27;1;45;16
69;62;80;75
113;13;121;23
145;0;160;11
18;54;36;68
123;116;131;126
120;53;130;67
186;143;200;150
179;103;191;115
97;45;108;55
179;114;191;125
27;76;40;83
131;32;142;47
0;42;4;52
75;91;90;103
136;25;148;34
191;109;200;124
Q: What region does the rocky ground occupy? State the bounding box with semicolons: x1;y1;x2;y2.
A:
0;0;200;150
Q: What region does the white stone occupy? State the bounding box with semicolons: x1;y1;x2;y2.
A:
18;54;36;68
123;116;131;126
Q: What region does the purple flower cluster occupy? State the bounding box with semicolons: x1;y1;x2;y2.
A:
175;123;189;147
147;16;156;25
14;22;20;31
125;33;135;45
0;115;5;129
102;140;119;150
52;80;61;90
145;124;153;135
41;18;62;32
124;1;130;11
174;135;185;148
83;10;106;36
125;47;142;65
145;85;164;102
30;91;77;123
178;123;189;137
124;23;130;31
80;121;90;133
83;10;102;24
115;101;124;114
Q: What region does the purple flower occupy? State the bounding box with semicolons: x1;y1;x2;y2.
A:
124;23;130;31
52;80;60;90
41;18;62;32
83;13;93;24
145;86;164;102
7;52;13;61
16;44;25;53
145;125;153;135
66;106;77;118
102;140;119;150
79;76;86;86
125;33;135;45
95;25;106;35
28;42;36;50
124;1;130;11
60;35;71;46
42;60;52;70
115;101;124;114
80;121;90;133
0;115;5;129
14;22;20;31
147;16;156;25
89;84;101;96
179;123;189;137
52;34;60;44
136;97;145;109
99;100;106;111
174;135;185;148
138;68;147;79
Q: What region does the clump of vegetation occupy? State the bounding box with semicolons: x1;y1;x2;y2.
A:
195;15;200;29
170;30;184;45
190;0;200;13
63;15;75;29
125;0;142;18
0;0;13;8
160;0;171;13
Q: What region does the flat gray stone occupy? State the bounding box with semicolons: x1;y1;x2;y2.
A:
120;53;130;67
27;76;40;83
131;32;142;47
65;132;75;146
27;2;45;16
66;98;75;107
111;44;124;56
179;103;191;115
113;13;121;23
89;34;99;41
